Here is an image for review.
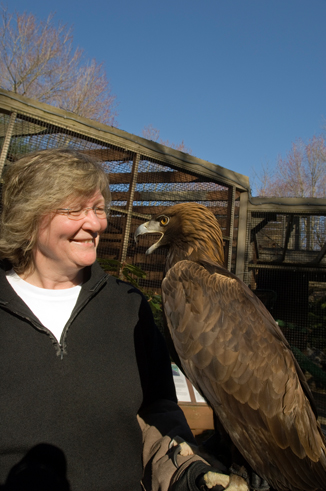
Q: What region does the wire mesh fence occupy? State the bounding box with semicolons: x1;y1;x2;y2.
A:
246;208;326;422
2;90;326;423
0;92;246;292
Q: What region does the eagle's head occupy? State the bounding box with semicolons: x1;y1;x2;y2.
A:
134;203;225;268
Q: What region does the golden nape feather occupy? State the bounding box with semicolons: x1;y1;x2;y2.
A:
134;202;326;491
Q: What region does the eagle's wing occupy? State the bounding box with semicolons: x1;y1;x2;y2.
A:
162;260;326;491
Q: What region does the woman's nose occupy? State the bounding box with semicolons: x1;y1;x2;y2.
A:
82;210;107;231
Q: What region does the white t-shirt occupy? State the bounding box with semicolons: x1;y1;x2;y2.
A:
6;269;81;343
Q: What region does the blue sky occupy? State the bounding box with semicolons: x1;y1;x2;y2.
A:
8;0;326;192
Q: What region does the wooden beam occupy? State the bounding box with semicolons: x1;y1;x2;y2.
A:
250;217;271;242
226;186;235;271
82;148;132;162
113;204;234;218
0;111;17;177
248;262;326;272
119;153;140;263
249;196;326;214
280;216;294;263
310;241;326;265
109;171;230;185
235;192;249;281
110;190;232;202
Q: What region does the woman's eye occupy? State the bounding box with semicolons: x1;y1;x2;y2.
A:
69;210;82;216
160;217;169;226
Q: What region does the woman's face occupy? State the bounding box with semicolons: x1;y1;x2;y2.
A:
33;189;108;279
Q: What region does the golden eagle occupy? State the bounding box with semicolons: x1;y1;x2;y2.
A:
134;202;326;491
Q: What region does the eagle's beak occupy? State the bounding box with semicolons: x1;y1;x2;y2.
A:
134;221;164;255
134;222;150;242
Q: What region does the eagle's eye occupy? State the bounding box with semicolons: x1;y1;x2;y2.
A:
160;216;170;226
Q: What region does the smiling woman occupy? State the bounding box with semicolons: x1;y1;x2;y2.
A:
31;188;108;289
0;148;110;277
0;148;218;491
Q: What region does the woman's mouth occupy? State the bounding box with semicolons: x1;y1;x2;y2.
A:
70;238;95;244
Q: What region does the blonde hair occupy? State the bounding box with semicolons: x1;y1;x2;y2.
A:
0;148;110;274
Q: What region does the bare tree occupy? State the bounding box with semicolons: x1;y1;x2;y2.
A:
0;7;118;125
53;59;117;124
142;124;192;154
254;135;326;197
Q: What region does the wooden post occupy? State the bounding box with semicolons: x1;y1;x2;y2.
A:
235;191;249;282
226;186;235;271
0;111;17;178
119;152;140;264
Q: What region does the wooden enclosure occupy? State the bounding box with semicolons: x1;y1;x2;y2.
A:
0;89;250;287
1;89;326;428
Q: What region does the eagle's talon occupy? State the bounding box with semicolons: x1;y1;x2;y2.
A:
169;438;194;468
168;438;183;468
172;444;182;468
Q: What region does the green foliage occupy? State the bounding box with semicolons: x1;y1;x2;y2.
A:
307;294;326;352
98;258;146;288
145;290;164;332
97;258;163;328
276;319;308;334
291;345;326;389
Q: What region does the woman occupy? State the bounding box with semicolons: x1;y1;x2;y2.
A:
0;149;216;491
